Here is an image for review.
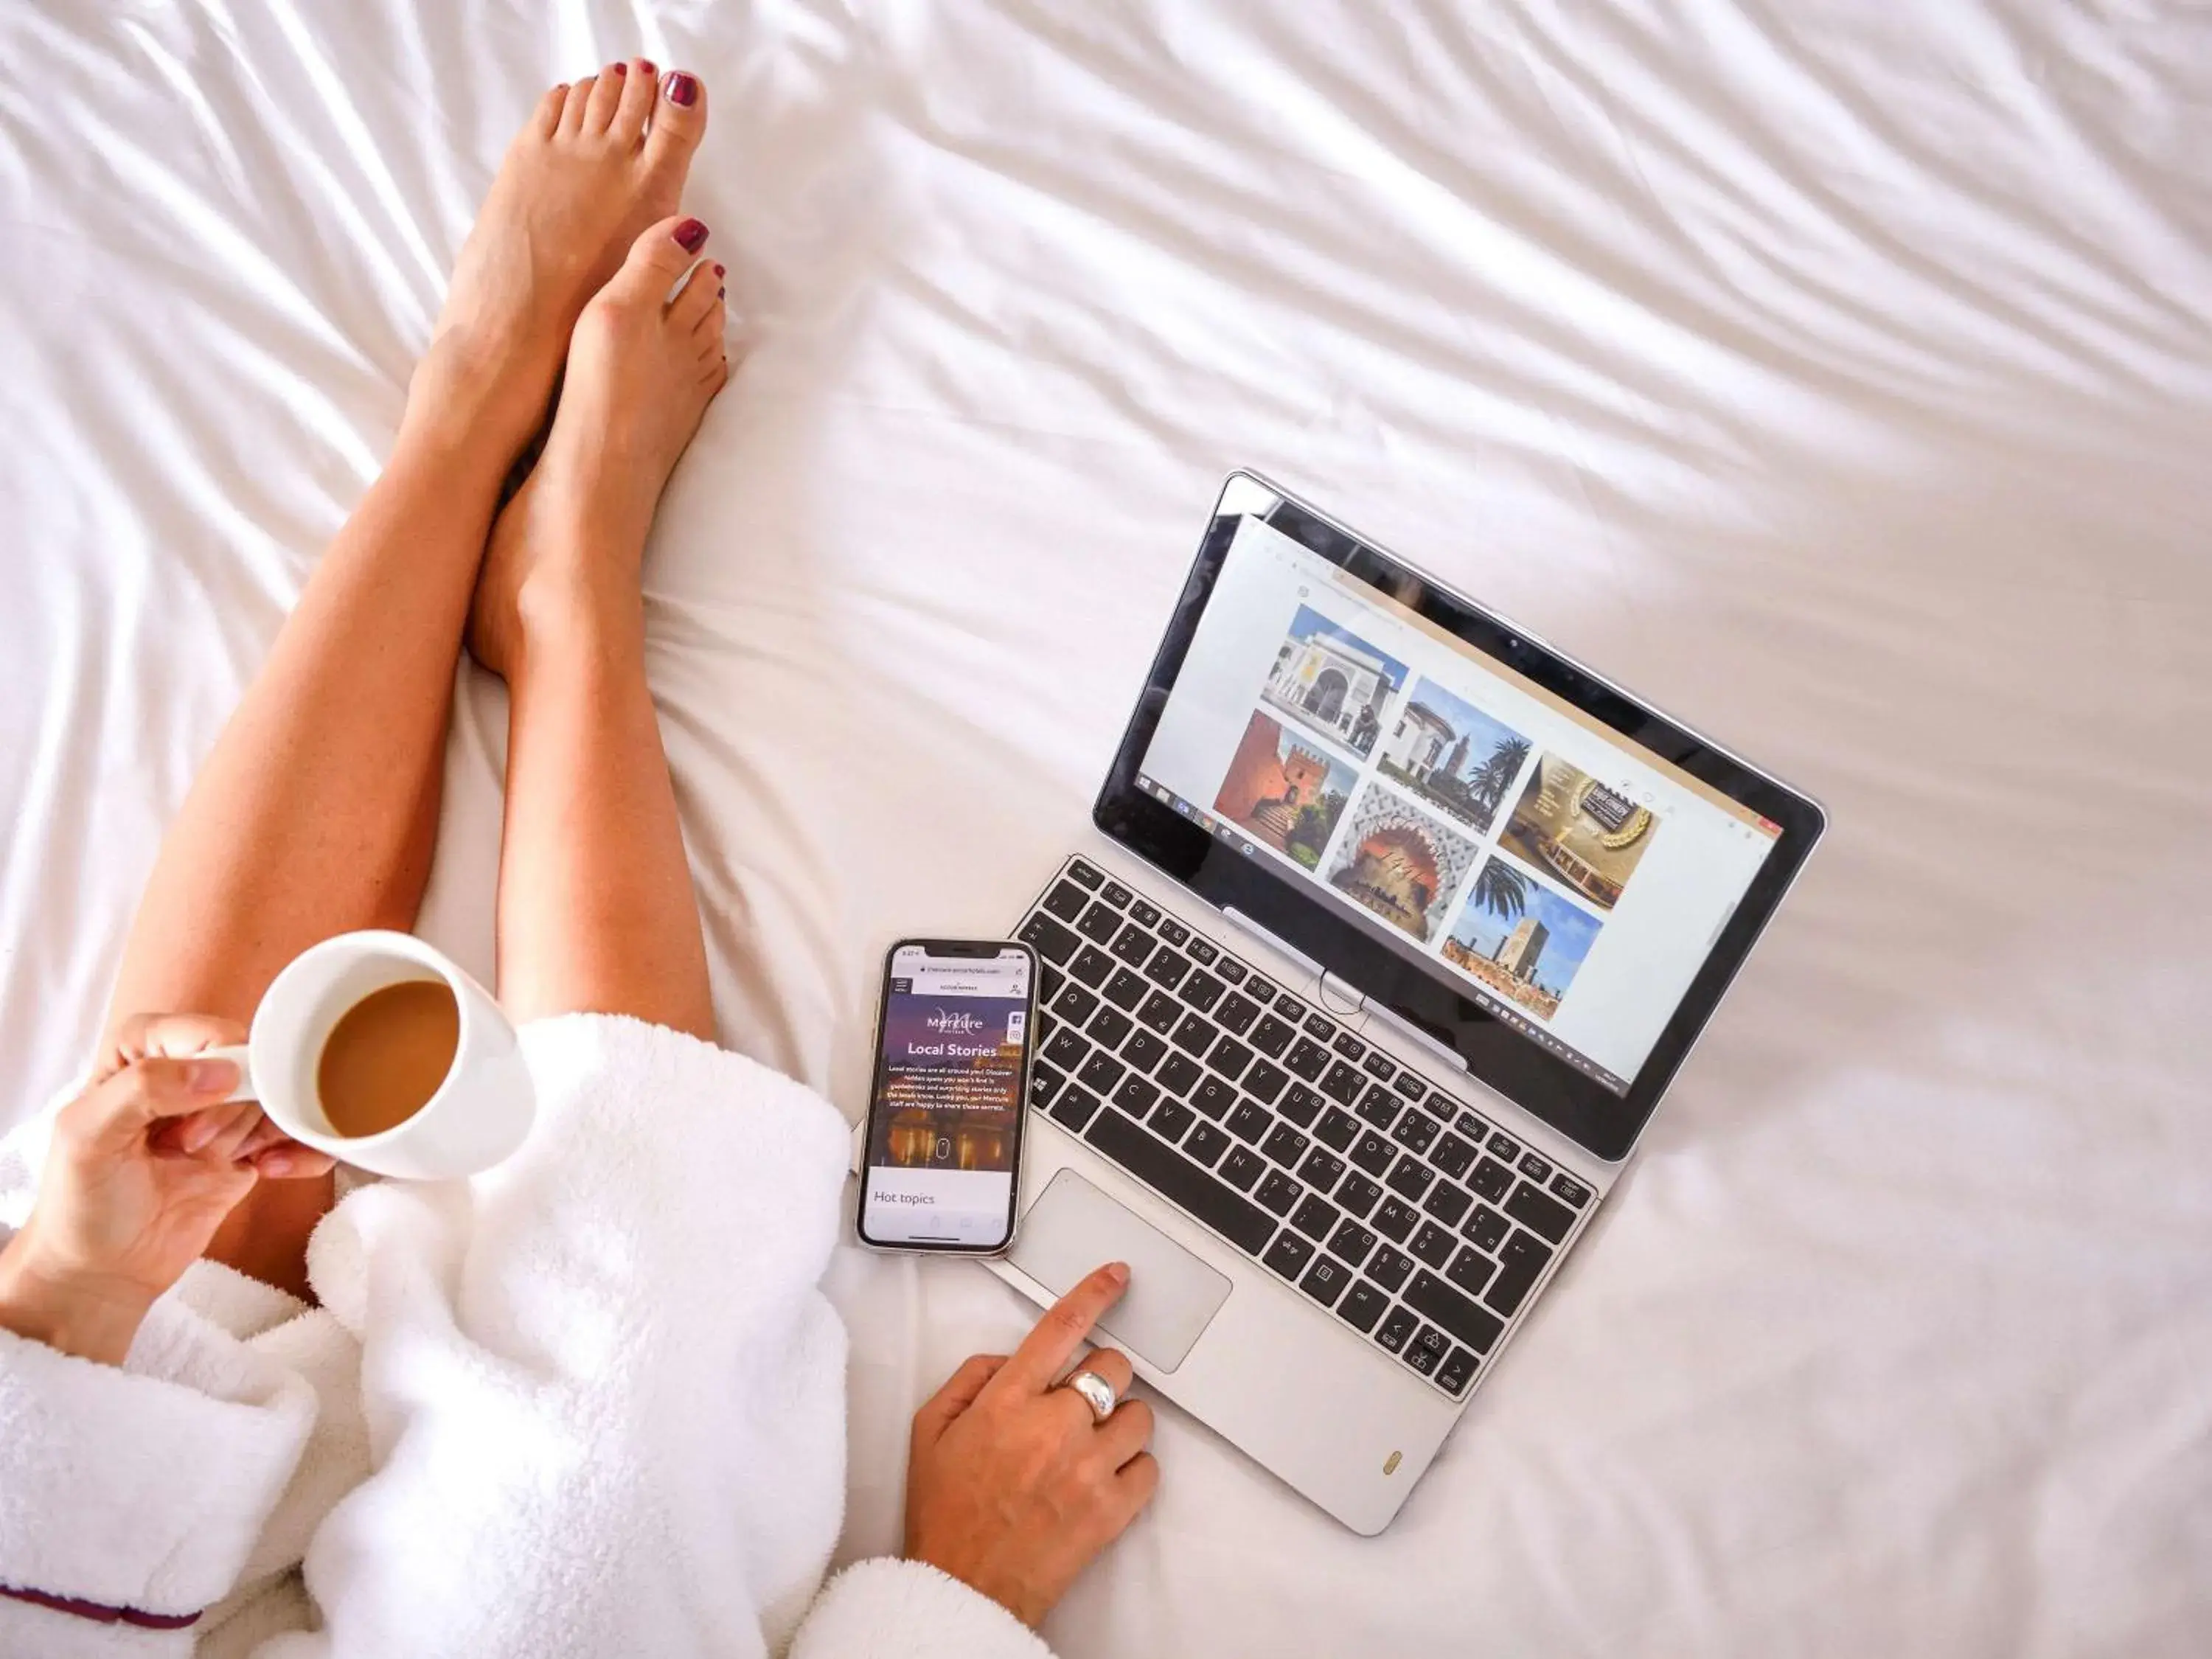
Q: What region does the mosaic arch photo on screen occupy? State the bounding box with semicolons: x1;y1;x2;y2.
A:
1321;781;1481;944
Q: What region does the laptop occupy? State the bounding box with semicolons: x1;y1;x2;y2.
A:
986;473;1825;1534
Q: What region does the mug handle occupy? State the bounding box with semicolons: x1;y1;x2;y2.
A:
201;1043;257;1105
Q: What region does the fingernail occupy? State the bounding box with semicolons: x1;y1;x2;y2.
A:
261;1152;294;1177
1106;1262;1130;1286
666;71;699;107
673;217;709;253
611;61;627;76
187;1057;240;1093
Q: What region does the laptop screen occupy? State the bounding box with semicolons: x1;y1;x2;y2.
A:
1094;475;1823;1160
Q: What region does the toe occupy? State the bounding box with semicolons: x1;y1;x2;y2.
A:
612;56;657;142
558;75;597;136
644;69;708;175
670;259;722;328
607;215;712;302
532;83;568;139
584;61;627;131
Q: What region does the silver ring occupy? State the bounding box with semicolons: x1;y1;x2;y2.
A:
1060;1368;1118;1423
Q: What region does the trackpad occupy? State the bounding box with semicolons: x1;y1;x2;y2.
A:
1008;1169;1232;1372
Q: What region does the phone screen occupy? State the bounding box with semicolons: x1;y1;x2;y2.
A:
859;942;1034;1251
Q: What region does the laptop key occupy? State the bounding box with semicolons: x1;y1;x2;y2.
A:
1391;1107;1439;1154
1361;1051;1397;1082
1290;1193;1339;1242
1436;1346;1479;1397
1485;1230;1554;1318
1121;1030;1168;1074
1225;1099;1272;1143
1338;1280;1388;1332
1332;1032;1367;1061
1156;1054;1203;1097
1351;1130;1396;1176
1486;1131;1522;1161
1043;1027;1090;1071
1262;1231;1314;1281
1066;859;1104;891
1445;1245;1498;1298
1315;1107;1360;1152
1192;1077;1236;1120
1080;1107;1274;1254
1186;937;1218;966
1304;1012;1338;1040
1245;976;1278;1004
1244;1060;1289;1103
1041;881;1091;922
1371;1197;1418;1243
1326;1219;1378;1267
1029;1061;1066;1110
1179;970;1226;1013
1220;1145;1265;1191
1374;1306;1419;1353
1077;1051;1126;1096
1261;1123;1310;1167
1050;1085;1102;1133
1431;1133;1478;1180
1171;1013;1216;1055
1185;1121;1230;1168
1110;925;1155;967
1319;1061;1365;1105
1149;1096;1195;1141
1335;1172;1384;1218
1469;1157;1514;1202
1254;1169;1302;1217
1214;958;1246;984
1144;950;1192;992
1409;1221;1457;1268
1422;1182;1472;1228
1407;1269;1505;1354
1298;1147;1347;1190
1356;1084;1402;1130
1250;1015;1298;1059
1053;982;1101;1025
1068;945;1115;988
1464;1204;1510;1253
1158;917;1190;947
1283;1037;1331;1081
1129;898;1163;928
1391;1072;1425;1101
1504;1181;1575;1245
1279;1083;1326;1127
1385;1155;1435;1203
1088;1006;1133;1048
1367;1245;1414;1292
1215;993;1262;1035
1110;1077;1158;1118
1273;995;1307;1022
1402;1326;1446;1377
1551;1172;1593;1208
1136;990;1181;1034
1077;902;1123;944
1041;965;1064;1004
1299;1254;1351;1307
1208;1037;1254;1083
1517;1150;1554;1182
1020;912;1081;964
1101;880;1133;908
1102;970;1148;1012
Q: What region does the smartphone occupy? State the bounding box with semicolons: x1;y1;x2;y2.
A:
856;939;1039;1253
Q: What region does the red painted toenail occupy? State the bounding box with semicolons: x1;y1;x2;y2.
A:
717;287;726;300
611;62;626;75
667;72;699;107
640;60;656;76
674;218;709;253
713;263;726;277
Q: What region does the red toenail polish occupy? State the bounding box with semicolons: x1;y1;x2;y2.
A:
667;72;699;107
674;218;709;253
640;60;656;76
713;263;726;277
611;62;626;75
717;286;726;299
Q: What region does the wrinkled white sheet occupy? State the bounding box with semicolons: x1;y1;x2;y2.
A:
2;3;2207;1655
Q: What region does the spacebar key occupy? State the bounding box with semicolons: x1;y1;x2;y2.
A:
1084;1109;1277;1255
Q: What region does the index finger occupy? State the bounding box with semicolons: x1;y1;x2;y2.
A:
104;1013;251;1079
996;1262;1131;1394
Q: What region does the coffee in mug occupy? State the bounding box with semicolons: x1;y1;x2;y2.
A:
316;978;462;1138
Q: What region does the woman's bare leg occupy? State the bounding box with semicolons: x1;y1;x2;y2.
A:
104;64;710;1295
470;220;729;1037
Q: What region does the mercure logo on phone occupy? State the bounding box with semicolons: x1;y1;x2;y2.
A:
925;1008;986;1034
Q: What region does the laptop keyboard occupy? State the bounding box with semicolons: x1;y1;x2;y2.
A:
1016;856;1594;1400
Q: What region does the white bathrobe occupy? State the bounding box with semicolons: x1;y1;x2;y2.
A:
0;1015;1051;1659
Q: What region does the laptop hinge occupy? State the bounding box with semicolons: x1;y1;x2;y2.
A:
1218;907;1328;984
1360;995;1471;1075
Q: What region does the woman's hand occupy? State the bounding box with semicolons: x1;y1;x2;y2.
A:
903;1262;1160;1628
0;1014;335;1365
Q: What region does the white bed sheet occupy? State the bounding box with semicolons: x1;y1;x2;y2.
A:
3;2;2208;1653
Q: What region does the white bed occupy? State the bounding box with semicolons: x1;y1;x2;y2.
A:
4;2;2208;1652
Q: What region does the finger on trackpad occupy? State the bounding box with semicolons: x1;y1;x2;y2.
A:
1007;1169;1232;1371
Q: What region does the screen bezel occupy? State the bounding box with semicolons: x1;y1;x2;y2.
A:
856;937;1039;1254
1092;473;1826;1164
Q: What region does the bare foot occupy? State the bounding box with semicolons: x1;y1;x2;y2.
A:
467;216;731;676
408;60;711;456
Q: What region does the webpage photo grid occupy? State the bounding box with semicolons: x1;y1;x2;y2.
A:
1137;516;1778;1095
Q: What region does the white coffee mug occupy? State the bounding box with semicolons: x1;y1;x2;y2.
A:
204;931;535;1180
